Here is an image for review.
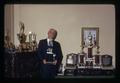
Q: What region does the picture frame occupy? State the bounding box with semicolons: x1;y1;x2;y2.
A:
81;27;99;48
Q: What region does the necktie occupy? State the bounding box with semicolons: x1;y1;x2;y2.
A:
49;40;53;47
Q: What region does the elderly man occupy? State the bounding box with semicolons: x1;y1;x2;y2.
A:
37;28;63;79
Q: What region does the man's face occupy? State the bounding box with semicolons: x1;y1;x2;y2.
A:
48;29;57;40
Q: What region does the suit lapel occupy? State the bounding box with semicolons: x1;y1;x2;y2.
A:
44;39;48;46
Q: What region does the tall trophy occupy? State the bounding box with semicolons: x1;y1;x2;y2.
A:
17;22;27;52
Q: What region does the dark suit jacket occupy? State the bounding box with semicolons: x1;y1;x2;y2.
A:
37;39;63;72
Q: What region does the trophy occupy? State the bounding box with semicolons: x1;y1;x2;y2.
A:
65;53;77;68
57;63;64;76
46;47;56;64
29;31;37;51
77;53;86;67
53;53;56;61
64;53;77;76
17;22;27;43
47;48;53;54
67;56;73;64
17;33;27;44
17;22;27;51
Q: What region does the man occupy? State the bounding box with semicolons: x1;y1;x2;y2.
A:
37;28;63;79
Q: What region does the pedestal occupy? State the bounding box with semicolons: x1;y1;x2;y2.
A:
88;47;93;58
94;55;100;65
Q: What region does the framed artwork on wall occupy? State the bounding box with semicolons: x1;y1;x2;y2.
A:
81;27;99;48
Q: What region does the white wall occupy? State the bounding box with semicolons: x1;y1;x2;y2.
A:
13;4;115;68
4;5;14;43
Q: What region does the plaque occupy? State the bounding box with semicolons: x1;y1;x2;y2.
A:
45;47;56;62
101;55;112;67
66;53;77;67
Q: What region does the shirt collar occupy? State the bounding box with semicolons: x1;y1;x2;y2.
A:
47;38;53;42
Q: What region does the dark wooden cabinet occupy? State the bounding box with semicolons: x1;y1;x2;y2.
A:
4;51;40;78
4;51;114;78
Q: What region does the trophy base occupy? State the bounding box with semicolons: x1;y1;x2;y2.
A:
64;69;75;76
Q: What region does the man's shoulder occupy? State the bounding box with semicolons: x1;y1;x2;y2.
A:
54;40;60;45
39;39;47;43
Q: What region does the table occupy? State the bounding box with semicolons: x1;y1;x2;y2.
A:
4;51;40;78
4;51;115;78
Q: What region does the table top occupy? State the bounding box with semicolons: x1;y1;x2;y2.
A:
55;75;115;78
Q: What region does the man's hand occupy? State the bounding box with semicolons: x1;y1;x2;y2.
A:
43;59;47;64
52;60;57;65
43;59;57;65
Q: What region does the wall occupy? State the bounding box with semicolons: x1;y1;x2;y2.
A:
4;4;14;43
13;4;115;68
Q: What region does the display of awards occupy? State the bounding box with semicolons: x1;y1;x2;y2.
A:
16;22;38;52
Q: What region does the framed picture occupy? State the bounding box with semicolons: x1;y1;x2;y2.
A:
81;27;99;48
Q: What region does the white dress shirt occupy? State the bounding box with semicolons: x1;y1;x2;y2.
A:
47;38;53;46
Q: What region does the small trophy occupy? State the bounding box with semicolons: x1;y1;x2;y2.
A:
29;31;37;51
46;47;56;63
65;53;77;67
67;56;73;65
53;53;56;61
47;48;53;54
